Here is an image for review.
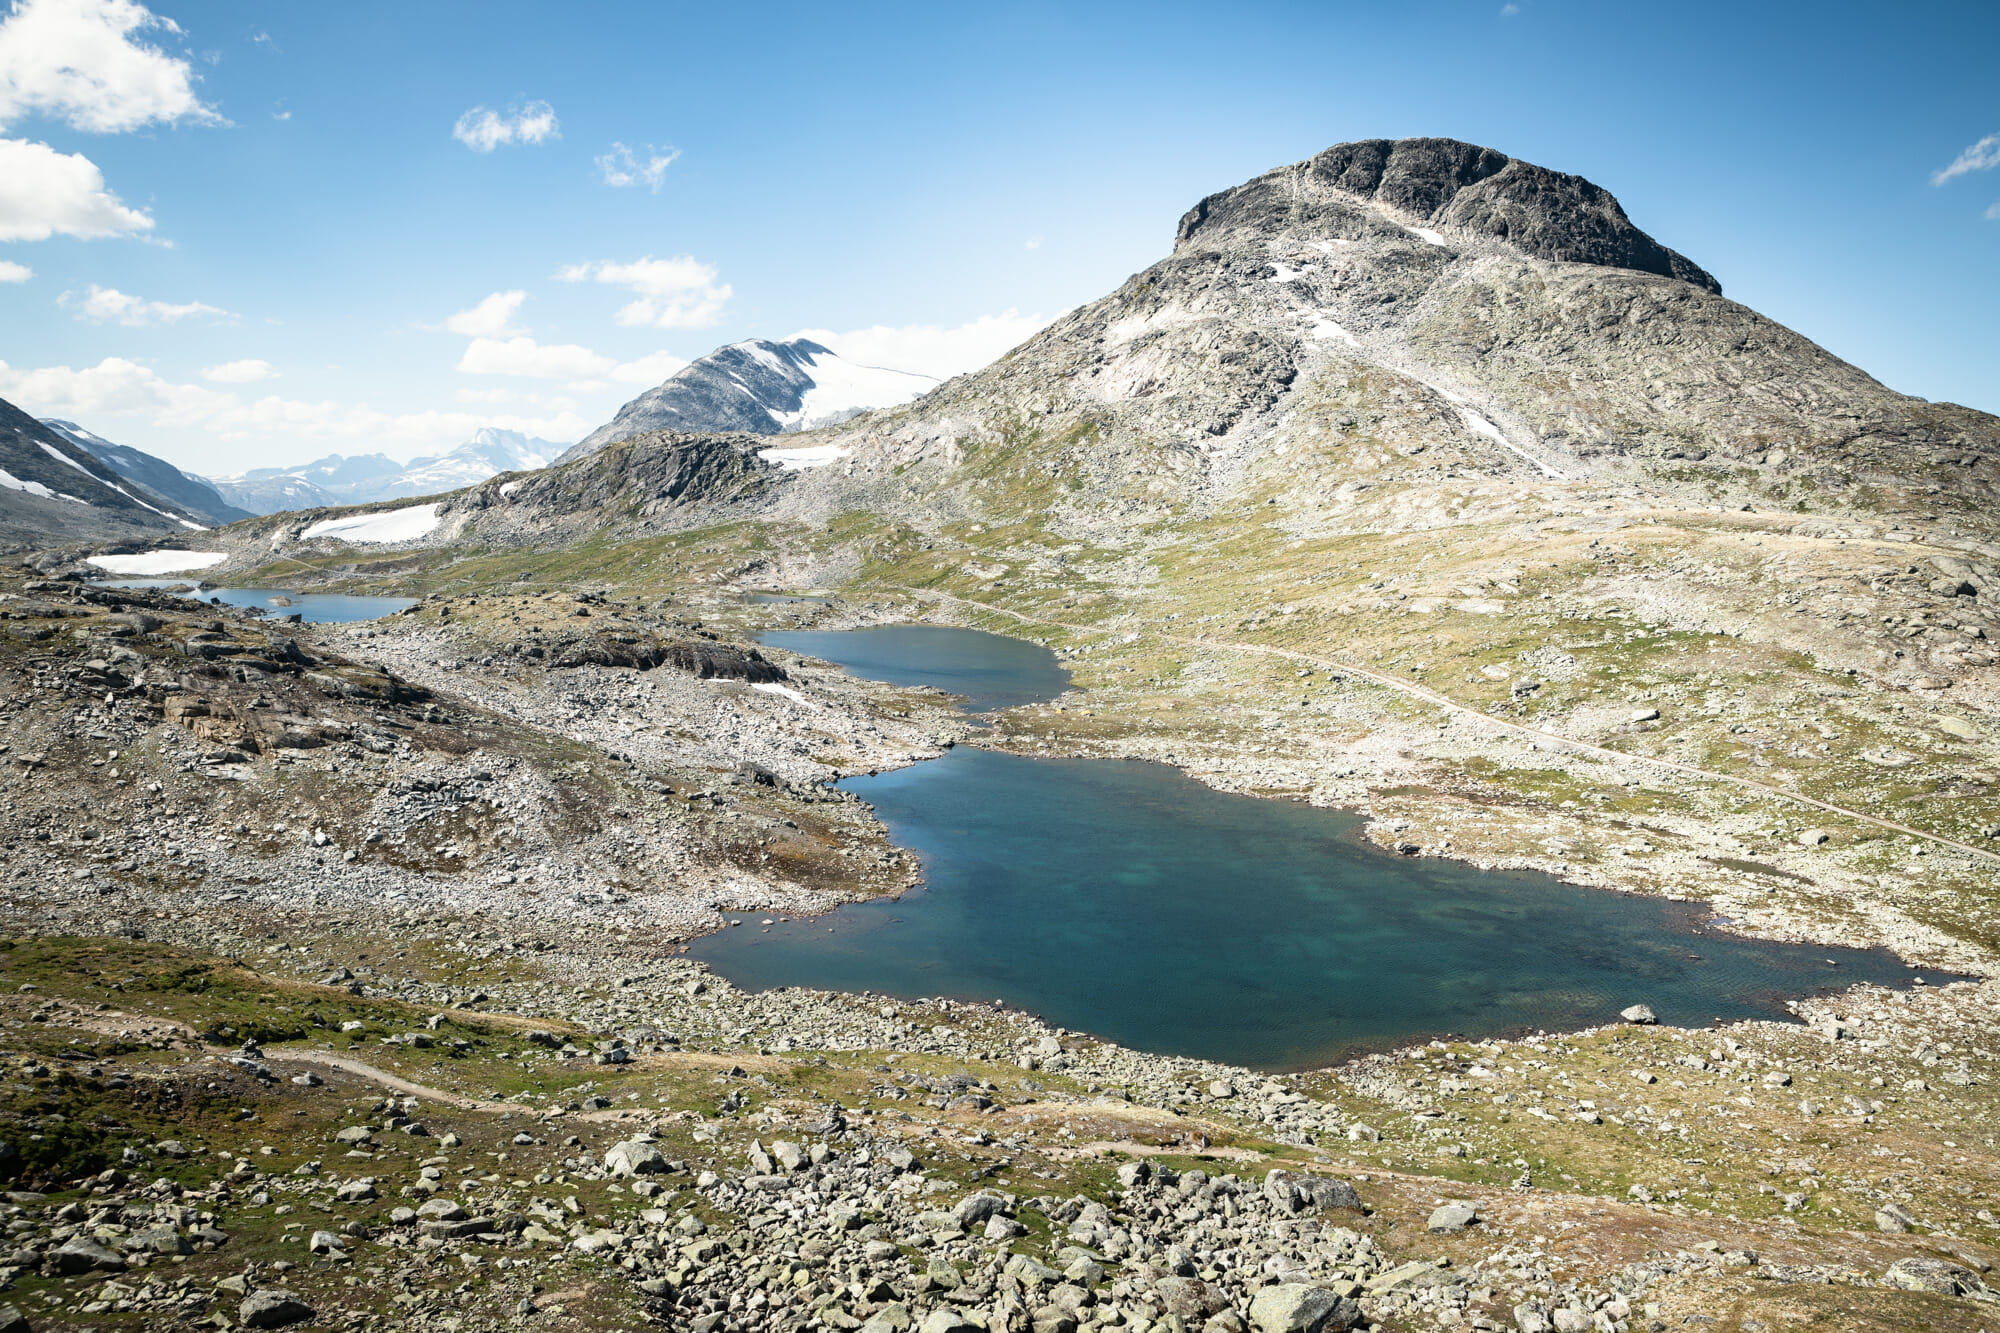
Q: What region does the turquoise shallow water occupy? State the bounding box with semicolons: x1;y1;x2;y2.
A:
93;580;416;623
762;625;1071;715
691;626;1934;1069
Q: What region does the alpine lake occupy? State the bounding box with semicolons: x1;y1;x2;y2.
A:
689;624;1937;1071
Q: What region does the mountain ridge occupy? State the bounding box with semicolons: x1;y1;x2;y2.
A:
559;337;938;463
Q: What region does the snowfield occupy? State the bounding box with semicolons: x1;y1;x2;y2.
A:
87;550;228;575
302;502;443;544
763;345;936;432
0;467;82;504
758;443;850;471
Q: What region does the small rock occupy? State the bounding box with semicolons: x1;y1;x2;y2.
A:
1797;828;1832;847
1619;1004;1656;1024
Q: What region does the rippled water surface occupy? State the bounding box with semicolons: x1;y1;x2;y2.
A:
693;626;1932;1068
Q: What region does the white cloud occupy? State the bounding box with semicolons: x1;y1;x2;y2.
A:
0;354;590;459
595;142;679;191
1499;2;1520;14
452;100;558;153
66;282;228;325
790;309;1057;381
0;137;151;240
456;335;613;380
610;349;688;385
444;289;527;337
1987;200;2000;222
0;259;29;282
556;255;730;329
0;354;228;423
201;358;275;383
0;0;221;133
1934;133;2000;185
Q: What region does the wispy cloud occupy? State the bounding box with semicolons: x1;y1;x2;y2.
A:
64;283;228;326
595;142;679;191
790;310;1057;381
1933;133;2000;185
201;358;275;383
556;255;731;329
0;354;593;457
452;99;558;152
443;290;527;338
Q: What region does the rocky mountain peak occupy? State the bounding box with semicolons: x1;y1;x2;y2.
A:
1176;136;1719;292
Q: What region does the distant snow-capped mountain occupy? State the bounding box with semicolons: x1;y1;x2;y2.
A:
210;428;561;515
559;338;938;464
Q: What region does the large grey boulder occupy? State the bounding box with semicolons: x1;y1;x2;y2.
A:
1263;1169;1362;1213
240;1289;315;1328
953;1191;1008;1227
1248;1283;1362;1333
1884;1257;1984;1296
605;1139;668;1176
0;1302;29;1333
1427;1201;1479;1233
50;1237;125;1274
1155;1276;1230;1321
1619;1004;1656;1025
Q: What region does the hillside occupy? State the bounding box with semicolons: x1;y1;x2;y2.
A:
0;396;211;548
39;418;253;526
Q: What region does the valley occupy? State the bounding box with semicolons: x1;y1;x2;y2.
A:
1;136;1997;1333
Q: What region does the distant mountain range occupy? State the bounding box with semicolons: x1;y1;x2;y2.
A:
2;337;939;542
558;338;938;463
207;428;561;515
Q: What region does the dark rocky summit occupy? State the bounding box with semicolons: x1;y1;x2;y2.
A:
1177;136;1720;292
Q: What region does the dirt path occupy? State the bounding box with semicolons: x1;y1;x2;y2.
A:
269;1049;519;1111
897;586;2000;868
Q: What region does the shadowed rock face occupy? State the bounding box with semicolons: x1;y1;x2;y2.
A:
1177;136;1720;293
451;431;777;542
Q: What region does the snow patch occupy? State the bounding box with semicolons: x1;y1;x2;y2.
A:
302;502;442;544
759;443;849;471
0;467;83;503
87;550;227;575
767;346;936;432
1309;316;1359;347
1308;239;1354;253
1404;226;1447;246
1456;407;1564;479
751;682;813;707
498;481;521;498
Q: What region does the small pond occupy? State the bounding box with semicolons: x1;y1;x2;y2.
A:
689;625;1938;1069
93;579;416;624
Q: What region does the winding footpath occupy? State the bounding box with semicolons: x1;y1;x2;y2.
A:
894;585;2000;868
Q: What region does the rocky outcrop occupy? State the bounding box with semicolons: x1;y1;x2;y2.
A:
1177;137;1719;291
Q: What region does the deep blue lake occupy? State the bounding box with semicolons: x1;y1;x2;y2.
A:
93;580;416;624
691;625;1932;1069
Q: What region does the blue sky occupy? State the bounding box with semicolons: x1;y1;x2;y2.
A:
0;0;1994;476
